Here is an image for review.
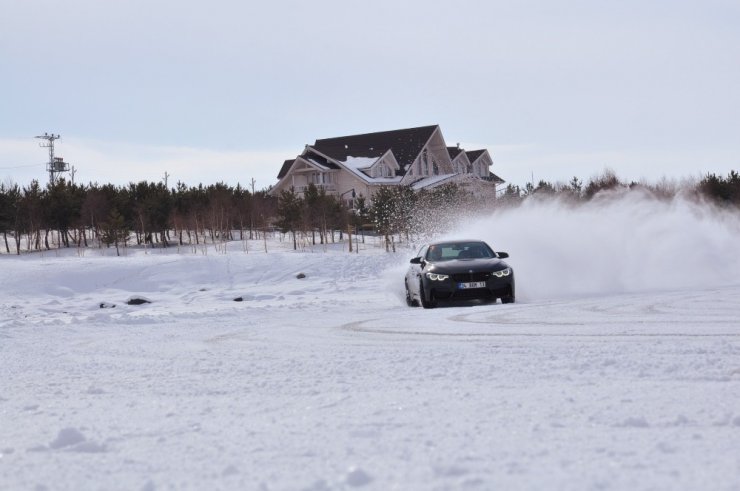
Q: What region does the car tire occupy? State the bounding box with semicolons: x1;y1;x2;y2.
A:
501;295;515;304
405;280;418;307
419;280;436;309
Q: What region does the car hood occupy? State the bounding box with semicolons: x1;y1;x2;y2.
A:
428;258;510;274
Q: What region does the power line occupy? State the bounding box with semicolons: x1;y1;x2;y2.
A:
0;163;43;170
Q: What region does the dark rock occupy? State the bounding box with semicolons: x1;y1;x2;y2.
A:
126;297;151;306
296;273;306;279
233;297;243;302
99;302;116;309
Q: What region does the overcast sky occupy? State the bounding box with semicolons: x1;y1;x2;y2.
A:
1;0;739;190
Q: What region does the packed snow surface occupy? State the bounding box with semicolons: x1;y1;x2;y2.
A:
2;195;740;490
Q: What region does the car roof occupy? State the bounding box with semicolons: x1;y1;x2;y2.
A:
429;240;489;246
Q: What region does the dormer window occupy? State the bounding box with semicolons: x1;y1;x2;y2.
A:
373;162;392;178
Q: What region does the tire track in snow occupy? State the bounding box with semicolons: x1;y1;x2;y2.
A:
448;310;739;327
338;284;740;338
339;319;740;338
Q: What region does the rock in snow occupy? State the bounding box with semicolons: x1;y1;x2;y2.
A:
126;296;152;305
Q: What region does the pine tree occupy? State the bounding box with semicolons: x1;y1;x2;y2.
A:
100;209;129;256
276;188;302;250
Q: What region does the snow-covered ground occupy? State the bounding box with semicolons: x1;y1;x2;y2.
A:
2;195;740;490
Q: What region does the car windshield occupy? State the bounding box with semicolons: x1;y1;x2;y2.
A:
426;242;495;261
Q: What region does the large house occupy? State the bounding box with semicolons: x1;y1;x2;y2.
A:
271;125;504;204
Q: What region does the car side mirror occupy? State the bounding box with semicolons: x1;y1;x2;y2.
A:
410;257;423;264
496;252;509;258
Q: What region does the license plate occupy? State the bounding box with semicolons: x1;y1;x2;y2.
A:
458;281;486;289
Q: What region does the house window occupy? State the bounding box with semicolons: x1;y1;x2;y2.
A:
432;160;439;175
374;163;392;178
310;172;331;184
422;149;429;176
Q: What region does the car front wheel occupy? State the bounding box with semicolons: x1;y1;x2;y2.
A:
419;280;437;309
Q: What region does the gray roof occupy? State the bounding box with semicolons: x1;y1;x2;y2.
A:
277;159;295;179
465;149;487;164
276;150;341;179
447;146;464;160
312;125;438;169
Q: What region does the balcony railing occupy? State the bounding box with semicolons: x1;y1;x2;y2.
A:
295;183;337;193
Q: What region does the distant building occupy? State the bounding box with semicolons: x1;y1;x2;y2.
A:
271;125;504;203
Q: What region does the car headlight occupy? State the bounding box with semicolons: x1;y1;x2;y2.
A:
492;268;511;278
426;272;449;281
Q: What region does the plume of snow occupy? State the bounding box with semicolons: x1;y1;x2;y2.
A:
446;189;740;301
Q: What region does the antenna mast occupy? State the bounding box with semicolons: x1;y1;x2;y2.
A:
35;132;70;185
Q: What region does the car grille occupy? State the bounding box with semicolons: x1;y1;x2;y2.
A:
452;289;493;300
451;272;491;283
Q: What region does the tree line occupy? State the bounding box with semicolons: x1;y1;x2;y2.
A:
0;178;474;255
0;179;277;255
496;170;740;207
1;170;738;255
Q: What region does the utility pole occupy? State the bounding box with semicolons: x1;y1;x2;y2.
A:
35;132;70;185
163;171;170;188
250;178;256;240
70;165;77;184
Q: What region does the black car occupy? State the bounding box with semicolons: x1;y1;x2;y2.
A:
405;240;515;308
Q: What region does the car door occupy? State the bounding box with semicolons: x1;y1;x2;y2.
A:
408;245;428;298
